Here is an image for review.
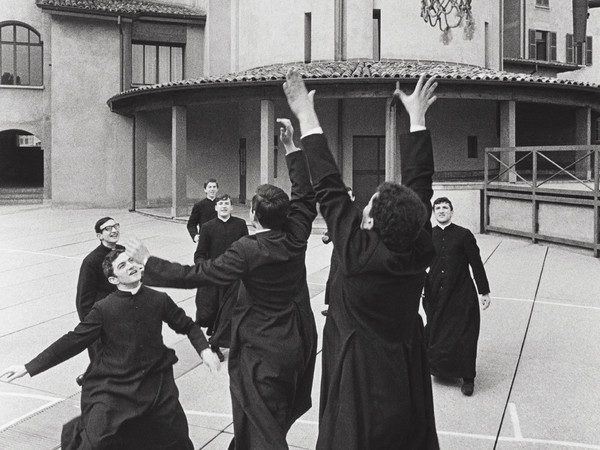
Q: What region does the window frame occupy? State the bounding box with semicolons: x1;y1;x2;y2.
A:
131;41;185;87
0;21;43;87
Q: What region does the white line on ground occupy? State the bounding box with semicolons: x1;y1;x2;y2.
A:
0;392;63;432
0;248;83;260
184;410;600;448
508;402;523;439
495;296;600;312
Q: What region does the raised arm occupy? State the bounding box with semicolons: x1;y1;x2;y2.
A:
127;238;248;289
394;75;438;219
277;118;317;243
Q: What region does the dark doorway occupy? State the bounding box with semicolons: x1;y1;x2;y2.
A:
352;135;385;209
0;129;43;187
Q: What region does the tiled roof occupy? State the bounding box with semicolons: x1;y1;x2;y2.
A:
109;59;600;102
36;0;204;19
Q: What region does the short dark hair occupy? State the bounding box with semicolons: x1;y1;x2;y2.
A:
204;178;218;189
433;197;453;211
95;217;114;234
370;182;427;253
215;193;231;203
102;248;125;279
251;184;290;230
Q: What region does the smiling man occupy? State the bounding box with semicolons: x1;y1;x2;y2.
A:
424;197;492;396
193;194;248;360
187;178;219;242
1;249;220;449
74;217;124;385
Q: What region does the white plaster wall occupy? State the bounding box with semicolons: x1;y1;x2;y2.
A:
429;99;499;174
50;15;132;207
227;0;500;72
187;103;240;200
145;109;171;204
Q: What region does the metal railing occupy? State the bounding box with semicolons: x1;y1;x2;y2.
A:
484;145;600;257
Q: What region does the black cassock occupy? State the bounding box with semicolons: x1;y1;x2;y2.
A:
424;223;490;379
143;150;318;450
302;131;439;450
193;216;249;346
26;286;208;450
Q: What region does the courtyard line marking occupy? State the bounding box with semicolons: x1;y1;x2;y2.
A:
495;296;600;312
185;411;600;449
0;392;63;432
493;247;549;450
0;248;83;260
185;410;319;426
508;402;522;439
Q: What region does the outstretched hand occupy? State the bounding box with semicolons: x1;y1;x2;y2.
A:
282;68;320;135
393;74;438;128
201;348;222;372
125;238;151;266
276;118;299;154
0;365;27;383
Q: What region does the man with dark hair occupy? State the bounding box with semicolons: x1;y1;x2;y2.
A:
126;118;317;450
74;217;124;384
321;186;354;316
282;68;439;449
425;197;491;396
194;193;249;360
1;249;221;450
187;178;219;242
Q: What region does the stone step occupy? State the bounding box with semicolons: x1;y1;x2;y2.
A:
0;188;43;204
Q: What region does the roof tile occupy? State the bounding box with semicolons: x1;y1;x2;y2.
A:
36;0;204;18
111;59;600;101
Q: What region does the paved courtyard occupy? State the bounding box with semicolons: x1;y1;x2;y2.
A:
0;205;599;449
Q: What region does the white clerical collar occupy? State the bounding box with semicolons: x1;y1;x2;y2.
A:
438;222;452;230
118;283;142;295
218;216;231;223
254;228;271;234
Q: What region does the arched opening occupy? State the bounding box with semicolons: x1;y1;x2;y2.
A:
0;129;44;188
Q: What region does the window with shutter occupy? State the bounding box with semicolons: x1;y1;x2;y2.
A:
529;29;537;59
586;36;593;66
567;34;574;63
550;32;557;61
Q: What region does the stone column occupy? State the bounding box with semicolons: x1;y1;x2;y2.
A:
575;106;592;180
260;100;275;185
499;100;517;183
385;97;399;182
134;113;148;208
171;106;188;218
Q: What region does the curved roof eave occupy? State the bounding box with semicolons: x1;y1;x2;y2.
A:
108;60;600;114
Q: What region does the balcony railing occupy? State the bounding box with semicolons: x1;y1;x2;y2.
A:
484;145;600;257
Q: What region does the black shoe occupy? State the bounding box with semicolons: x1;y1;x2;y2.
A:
461;380;474;396
75;374;85;386
321;309;328;316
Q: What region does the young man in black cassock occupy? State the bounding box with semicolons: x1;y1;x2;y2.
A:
194;193;249;359
187;178;219;242
126;122;318;450
425;197;491;396
1;249;221;450
282;68;439;449
75;217;124;384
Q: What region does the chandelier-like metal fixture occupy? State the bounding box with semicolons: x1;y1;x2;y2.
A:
421;0;475;44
